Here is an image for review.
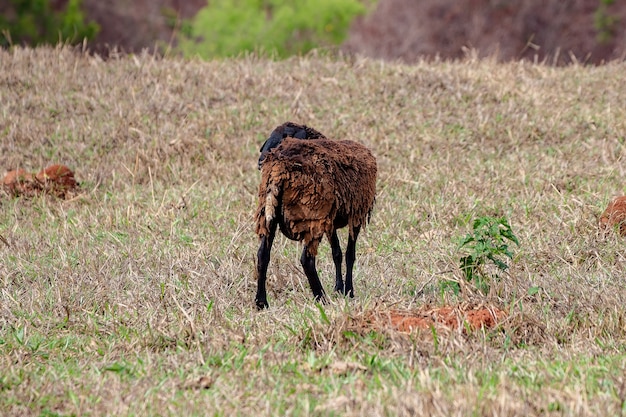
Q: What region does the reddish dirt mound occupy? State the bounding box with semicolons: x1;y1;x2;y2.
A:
599;196;626;236
35;165;79;194
379;305;507;333
2;164;79;199
2;169;35;196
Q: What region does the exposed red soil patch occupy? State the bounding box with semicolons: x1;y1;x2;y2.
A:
377;304;507;333
2;164;79;199
599;196;626;236
2;169;35;196
35;164;79;195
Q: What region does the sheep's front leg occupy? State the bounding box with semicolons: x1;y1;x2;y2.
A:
344;226;361;298
329;230;344;294
255;222;277;309
300;245;327;303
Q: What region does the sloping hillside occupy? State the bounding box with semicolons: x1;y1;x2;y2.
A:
343;0;626;64
18;1;626;64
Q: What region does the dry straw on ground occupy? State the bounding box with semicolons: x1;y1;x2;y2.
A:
1;46;626;416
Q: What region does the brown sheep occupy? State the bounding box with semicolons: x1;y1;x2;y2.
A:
254;123;377;309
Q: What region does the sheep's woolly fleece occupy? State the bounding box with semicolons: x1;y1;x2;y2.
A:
256;137;377;256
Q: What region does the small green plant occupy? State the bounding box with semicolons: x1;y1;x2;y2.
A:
0;0;99;48
448;216;519;295
177;0;366;59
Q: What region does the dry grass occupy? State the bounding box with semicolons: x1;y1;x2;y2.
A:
1;46;626;416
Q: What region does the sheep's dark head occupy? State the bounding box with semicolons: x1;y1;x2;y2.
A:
258;122;327;169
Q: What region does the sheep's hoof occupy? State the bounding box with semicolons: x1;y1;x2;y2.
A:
256;298;269;310
314;293;328;305
335;286;354;298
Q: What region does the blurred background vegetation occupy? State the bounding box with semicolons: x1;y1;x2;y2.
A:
0;0;98;48
177;0;366;58
0;0;624;64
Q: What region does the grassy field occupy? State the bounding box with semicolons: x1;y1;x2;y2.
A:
1;46;626;416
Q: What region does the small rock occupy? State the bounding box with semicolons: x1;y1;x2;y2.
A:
326;361;368;375
184;375;214;390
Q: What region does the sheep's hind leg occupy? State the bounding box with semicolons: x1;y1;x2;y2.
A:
300;245;327;304
344;226;361;298
255;222;277;310
329;231;344;294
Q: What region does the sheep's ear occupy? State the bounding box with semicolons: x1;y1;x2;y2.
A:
283;125;307;139
258;134;283;169
260;135;282;154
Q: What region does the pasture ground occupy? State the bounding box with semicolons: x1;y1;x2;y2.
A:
1;47;626;416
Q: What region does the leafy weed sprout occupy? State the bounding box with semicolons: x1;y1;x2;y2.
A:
446;216;520;295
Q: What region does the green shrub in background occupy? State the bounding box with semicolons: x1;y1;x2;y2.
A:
178;0;366;59
0;0;99;48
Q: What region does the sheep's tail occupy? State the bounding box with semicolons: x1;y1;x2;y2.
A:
264;182;280;225
255;164;283;238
